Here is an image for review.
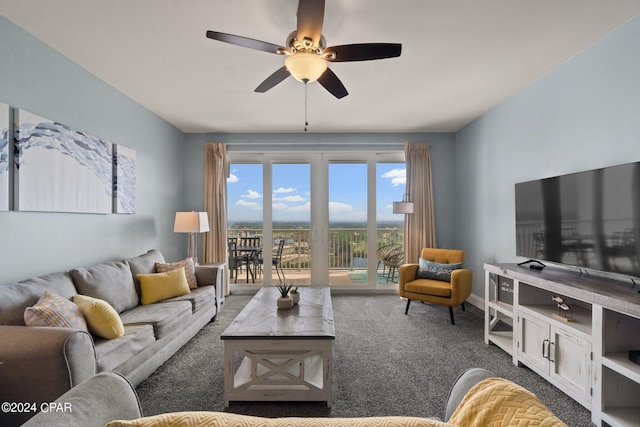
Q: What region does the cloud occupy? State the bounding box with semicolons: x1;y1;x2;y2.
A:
329;201;354;213
235;200;262;210
277;195;306;202
272;203;288;210
241;190;262;199
274;187;295;193
381;168;406;186
227;173;238;183
289;202;311;212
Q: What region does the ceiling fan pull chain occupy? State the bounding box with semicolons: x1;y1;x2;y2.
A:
304;81;309;132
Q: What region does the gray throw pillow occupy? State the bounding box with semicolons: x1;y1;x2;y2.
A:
71;261;138;313
416;258;462;281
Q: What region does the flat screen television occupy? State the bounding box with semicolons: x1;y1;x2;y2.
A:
515;162;640;279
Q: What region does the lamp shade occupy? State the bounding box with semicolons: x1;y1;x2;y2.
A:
174;212;210;233
392;201;414;214
392;194;414;214
285;52;328;82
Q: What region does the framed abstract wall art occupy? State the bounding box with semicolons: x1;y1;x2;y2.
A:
0;102;9;211
14;109;113;214
113;144;136;214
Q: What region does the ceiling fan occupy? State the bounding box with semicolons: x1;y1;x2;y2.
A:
205;0;402;99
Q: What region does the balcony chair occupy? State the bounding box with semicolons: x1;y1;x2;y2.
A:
398;248;472;325
271;239;285;281
260;239;286;281
384;249;404;283
376;243;401;277
240;236;262;279
228;239;253;283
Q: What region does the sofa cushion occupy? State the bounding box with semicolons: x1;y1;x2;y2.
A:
416;258;462;281
24;291;89;331
119;301;192;340
71;261;139;314
94;325;155;373
125;249;166;298
106;413;453;427
74;294;125;339
158;285;216;313
156;258;197;289
0;272;77;325
137;268;191;305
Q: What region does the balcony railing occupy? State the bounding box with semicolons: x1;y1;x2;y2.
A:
228;228;403;271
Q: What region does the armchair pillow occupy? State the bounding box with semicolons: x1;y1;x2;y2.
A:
24;291;88;331
416;259;462;281
137;267;191;305
73;294;125;339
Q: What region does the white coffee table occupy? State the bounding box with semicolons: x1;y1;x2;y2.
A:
221;287;335;407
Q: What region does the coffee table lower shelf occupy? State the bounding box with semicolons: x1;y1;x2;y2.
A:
223;339;333;407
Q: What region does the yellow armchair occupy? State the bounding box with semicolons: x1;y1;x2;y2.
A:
399;248;472;325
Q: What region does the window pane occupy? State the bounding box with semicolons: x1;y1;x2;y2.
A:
329;162;367;283
376;162;406;282
227;163;263;224
272;163;311;279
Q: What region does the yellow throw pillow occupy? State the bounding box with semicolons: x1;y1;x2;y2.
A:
137;267;191;305
24;291;88;331
73;294;125;339
155;258;198;289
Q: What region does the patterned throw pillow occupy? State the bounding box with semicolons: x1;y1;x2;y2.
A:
137;267;191;305
416;258;463;282
24;291;88;331
156;258;198;289
73;294;125;339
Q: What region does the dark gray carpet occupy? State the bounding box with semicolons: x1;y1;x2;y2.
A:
135;293;593;426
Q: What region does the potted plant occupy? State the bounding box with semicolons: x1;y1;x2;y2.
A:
275;280;294;310
290;286;300;305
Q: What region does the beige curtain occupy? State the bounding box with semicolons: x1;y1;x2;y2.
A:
404;141;437;262
202;142;229;295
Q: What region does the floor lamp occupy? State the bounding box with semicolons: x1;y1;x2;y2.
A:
174;212;210;265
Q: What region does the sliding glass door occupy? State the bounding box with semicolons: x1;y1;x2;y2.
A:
227;151;404;288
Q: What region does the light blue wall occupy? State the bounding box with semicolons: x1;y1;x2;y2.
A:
0;17;187;283
456;14;640;297
183;133;458;248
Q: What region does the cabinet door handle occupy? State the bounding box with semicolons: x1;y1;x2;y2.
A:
548;341;555;363
542;339;549;359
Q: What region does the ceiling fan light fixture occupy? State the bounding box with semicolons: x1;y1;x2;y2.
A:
285;52;327;83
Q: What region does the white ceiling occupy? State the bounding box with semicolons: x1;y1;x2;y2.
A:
2;1;640;133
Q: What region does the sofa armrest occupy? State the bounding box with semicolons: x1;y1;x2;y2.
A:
195;264;220;287
0;325;96;426
23;372;142;427
444;368;494;421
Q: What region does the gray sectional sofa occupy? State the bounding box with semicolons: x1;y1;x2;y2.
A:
0;249;221;426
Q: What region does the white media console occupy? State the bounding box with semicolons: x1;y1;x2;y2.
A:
484;262;640;427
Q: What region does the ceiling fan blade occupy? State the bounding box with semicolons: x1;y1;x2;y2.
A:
206;30;285;54
254;66;291;93
317;68;348;99
324;43;402;62
297;0;325;47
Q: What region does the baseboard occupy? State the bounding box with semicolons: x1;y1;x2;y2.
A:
466;293;484;310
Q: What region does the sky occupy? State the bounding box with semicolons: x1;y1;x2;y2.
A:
227;162;406;224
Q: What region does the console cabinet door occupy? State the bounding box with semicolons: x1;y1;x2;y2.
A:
518;311;550;374
550;327;592;402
